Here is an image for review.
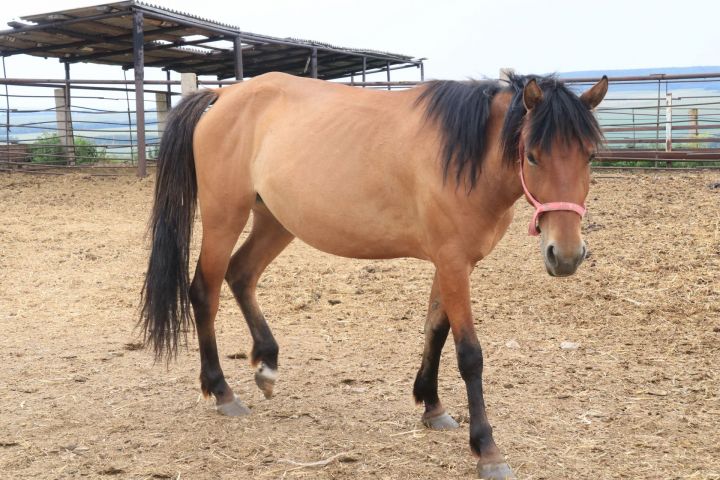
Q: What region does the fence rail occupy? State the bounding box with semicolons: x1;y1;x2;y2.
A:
2;73;720;174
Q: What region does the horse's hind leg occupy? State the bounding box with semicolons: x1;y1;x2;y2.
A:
413;271;460;430
191;209;251;416
225;204;294;399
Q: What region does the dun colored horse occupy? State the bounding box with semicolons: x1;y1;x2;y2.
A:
141;72;608;479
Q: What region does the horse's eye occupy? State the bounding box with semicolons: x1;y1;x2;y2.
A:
527;153;538;166
588;152;597;163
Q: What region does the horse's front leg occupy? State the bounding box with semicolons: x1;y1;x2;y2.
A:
413;270;459;430
436;261;515;480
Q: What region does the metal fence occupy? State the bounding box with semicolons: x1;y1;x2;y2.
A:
0;77;170;174
563;73;720;169
2;72;719;175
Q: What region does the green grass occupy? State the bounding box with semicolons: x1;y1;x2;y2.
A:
29;133;106;165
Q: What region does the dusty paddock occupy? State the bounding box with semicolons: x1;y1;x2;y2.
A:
0;171;718;480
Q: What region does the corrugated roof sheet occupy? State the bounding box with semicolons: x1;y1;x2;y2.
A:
0;1;421;80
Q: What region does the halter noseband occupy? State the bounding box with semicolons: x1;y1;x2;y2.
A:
518;146;586;237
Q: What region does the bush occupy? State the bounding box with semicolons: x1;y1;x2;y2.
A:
29;133;106;164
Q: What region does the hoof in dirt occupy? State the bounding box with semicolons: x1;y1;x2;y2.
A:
216;395;251;417
422;411;459;430
477;462;516;480
254;363;277;399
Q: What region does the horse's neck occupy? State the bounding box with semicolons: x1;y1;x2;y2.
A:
469;95;524;217
472;152;523;216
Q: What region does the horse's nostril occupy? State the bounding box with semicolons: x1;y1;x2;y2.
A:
545;244;558;267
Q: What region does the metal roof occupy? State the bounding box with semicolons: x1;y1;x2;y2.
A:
0;1;421;80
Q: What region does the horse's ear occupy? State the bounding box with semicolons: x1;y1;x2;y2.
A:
523;79;543;111
580;75;609;110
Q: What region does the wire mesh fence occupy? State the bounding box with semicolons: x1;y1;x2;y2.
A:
2;73;719;175
0;78;170;173
563;74;720;169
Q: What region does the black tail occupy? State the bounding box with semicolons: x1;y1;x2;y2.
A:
140;89;218;360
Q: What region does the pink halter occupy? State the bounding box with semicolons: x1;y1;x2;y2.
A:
519;148;586;237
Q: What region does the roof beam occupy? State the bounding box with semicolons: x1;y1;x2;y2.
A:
0;11;125;35
5;24;188;57
184;53;404;80
43;25;134;49
137;8;412;63
178;49;376;78
71;34;226;64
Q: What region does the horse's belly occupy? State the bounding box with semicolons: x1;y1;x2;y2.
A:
268;202;424;260
256;182;425;260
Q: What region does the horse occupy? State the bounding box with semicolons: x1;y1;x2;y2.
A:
140;71;608;479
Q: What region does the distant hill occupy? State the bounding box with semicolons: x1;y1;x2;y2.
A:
558;66;720;92
558;65;720;78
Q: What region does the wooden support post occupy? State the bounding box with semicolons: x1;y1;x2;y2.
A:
155;92;169;139
133;9;147;177
420;61;425;81
310;47;318;79
181;72;198;96
54;87;75;165
165;69;172;108
689;108;699;138
665;92;672;167
654;79;661;168
62;62;75;165
386;61;391;91
665;93;672;152
362;57;366;88
234;36;244;81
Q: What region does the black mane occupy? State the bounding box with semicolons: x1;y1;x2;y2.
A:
416;74;604;190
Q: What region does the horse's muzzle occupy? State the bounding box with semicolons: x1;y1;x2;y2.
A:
543;241;586;277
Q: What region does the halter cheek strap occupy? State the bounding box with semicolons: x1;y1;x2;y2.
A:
519;150;586;237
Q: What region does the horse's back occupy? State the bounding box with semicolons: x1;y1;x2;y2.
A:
193;73;439;260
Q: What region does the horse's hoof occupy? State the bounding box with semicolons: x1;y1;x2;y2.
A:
477;462;516;480
216;395;251;417
422;411;459;430
254;363;277;399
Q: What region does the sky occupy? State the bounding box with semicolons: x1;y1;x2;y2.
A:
1;0;719;82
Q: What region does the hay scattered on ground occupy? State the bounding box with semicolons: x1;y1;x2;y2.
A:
0;172;718;479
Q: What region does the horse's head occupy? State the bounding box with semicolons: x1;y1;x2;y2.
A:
516;76;608;277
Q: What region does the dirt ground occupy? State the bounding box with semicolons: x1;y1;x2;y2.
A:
0;170;718;480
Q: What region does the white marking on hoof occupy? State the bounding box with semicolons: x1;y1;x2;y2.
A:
254;363;277;399
257;363;277;381
477;462;516;480
216;395;251;417
422;411;460;430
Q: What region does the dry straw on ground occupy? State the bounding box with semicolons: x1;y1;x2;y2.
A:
0;171;718;479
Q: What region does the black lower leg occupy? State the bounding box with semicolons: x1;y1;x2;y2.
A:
456;339;501;460
246;311;279;370
190;268;233;403
413;301;450;413
229;279;279;371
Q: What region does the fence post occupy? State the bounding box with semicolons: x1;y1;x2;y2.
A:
181;73;198;96
54;87;75;165
665;92;672;167
362;57;366;88
689;108;699;139
155;92;168;140
234;35;244;81
499;68;514;82
132;9;147;177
